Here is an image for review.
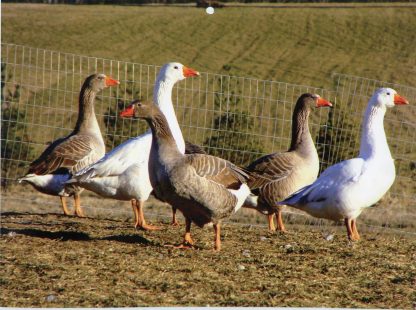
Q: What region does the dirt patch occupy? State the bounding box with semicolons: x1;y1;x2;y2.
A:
1;212;415;307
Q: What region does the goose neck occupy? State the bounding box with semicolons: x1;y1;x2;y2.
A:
153;78;185;154
74;87;101;135
147;112;183;160
288;107;313;153
359;104;391;160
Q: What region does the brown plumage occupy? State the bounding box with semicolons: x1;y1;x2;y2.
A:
185;140;206;155
121;100;250;250
22;73;119;216
244;93;332;231
168;140;207;225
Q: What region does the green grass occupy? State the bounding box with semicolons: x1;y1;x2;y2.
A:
2;3;416;88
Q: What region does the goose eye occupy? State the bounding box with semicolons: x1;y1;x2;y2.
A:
174;66;179;70
386;92;390;96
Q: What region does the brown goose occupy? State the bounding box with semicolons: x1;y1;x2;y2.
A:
244;93;332;231
167;140;207;226
19;73;119;216
121;100;250;251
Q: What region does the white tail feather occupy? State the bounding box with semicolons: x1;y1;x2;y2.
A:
229;183;251;213
243;193;258;208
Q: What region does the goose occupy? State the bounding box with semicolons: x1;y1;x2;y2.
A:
18;73;120;216
279;88;409;241
244;93;332;232
68;63;199;230
121;100;251;251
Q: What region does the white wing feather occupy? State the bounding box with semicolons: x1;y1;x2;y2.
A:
74;131;152;181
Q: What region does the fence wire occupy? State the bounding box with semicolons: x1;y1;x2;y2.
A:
1;43;415;234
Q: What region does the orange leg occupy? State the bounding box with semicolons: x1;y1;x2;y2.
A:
135;200;161;231
166;217;194;249
183;217;194;246
73;193;85;217
351;219;360;241
214;223;221;251
275;209;286;232
267;214;276;231
344;218;357;241
164;218;195;249
171;207;180;226
60;196;71;216
131;199;140;229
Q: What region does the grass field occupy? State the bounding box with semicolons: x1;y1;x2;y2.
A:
1;3;416;308
1;186;416;307
2;3;416;88
1;211;415;307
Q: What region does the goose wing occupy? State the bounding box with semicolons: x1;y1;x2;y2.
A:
280;158;365;206
246;152;295;190
73;133;151;181
186;154;249;188
28;134;99;175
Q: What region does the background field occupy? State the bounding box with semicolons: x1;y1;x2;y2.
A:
1;3;416;308
2;3;416;88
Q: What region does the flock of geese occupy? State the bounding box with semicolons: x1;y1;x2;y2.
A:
19;62;409;250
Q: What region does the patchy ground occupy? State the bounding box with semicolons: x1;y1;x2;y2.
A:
1;211;415;307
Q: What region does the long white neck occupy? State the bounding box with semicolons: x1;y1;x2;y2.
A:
359;104;391;160
153;78;185;154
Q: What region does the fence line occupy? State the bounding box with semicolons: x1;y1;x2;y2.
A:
1;43;415;232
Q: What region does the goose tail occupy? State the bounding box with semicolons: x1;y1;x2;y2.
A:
278;183;314;207
243;193;259;208
229;183;251;213
17;174;36;184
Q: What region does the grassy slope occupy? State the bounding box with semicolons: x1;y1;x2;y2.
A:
2;3;416;88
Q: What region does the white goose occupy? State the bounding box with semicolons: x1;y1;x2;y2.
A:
68;63;199;230
279;88;409;241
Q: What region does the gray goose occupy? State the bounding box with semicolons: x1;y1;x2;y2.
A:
168;140;207;225
19;73;119;216
244;93;332;231
121;100;250;251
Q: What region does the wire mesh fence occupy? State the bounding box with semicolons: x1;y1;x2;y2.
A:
1;43;415;233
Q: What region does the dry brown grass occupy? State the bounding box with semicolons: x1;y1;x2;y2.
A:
1;186;416;307
1;209;415;307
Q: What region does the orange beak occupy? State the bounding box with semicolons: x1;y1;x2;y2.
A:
120;104;135;118
105;76;120;87
394;93;409;105
316;97;332;108
183;66;200;78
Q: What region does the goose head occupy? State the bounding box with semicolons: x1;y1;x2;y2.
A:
370;88;409;109
157;62;199;84
83;73;120;92
120;100;158;120
296;93;332;111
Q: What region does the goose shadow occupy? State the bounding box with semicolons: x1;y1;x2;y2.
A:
100;234;155;245
1;227;155;245
0;227;90;241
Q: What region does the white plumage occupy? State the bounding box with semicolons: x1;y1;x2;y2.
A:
69;62;199;230
280;88;409;240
